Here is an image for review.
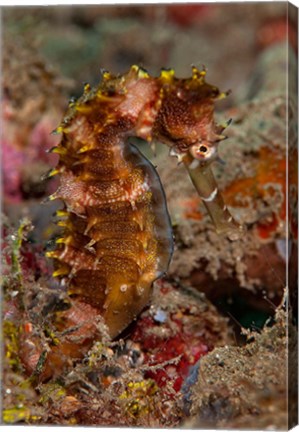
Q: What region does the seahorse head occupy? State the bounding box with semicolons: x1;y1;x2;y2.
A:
153;66;229;164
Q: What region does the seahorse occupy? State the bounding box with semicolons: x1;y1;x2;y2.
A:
20;65;242;379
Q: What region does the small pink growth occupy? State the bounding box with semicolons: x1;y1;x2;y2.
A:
2;140;26;203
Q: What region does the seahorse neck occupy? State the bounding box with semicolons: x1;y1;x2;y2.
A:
113;77;161;142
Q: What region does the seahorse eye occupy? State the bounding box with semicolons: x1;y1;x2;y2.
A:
190;142;216;161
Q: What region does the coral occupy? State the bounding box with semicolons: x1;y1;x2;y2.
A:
2;35;70;210
185;306;288;429
119;379;160;418
130;280;231;393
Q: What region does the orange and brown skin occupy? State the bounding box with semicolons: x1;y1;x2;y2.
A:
20;66;240;380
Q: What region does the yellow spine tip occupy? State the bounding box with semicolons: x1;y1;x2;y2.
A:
56;210;68;217
49;193;59;201
75;104;93;113
45;251;58;258
49;146;67;155
55;238;66;244
102;70;111;80
57;220;69;227
131;65;139;74
96;92;115;102
160;68;175;81
78;144;92;154
84;83;91;92
217;91;231;100
220;92;226;100
137;67;149;79
56;126;64;134
48;168;60;178
52;268;69;278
